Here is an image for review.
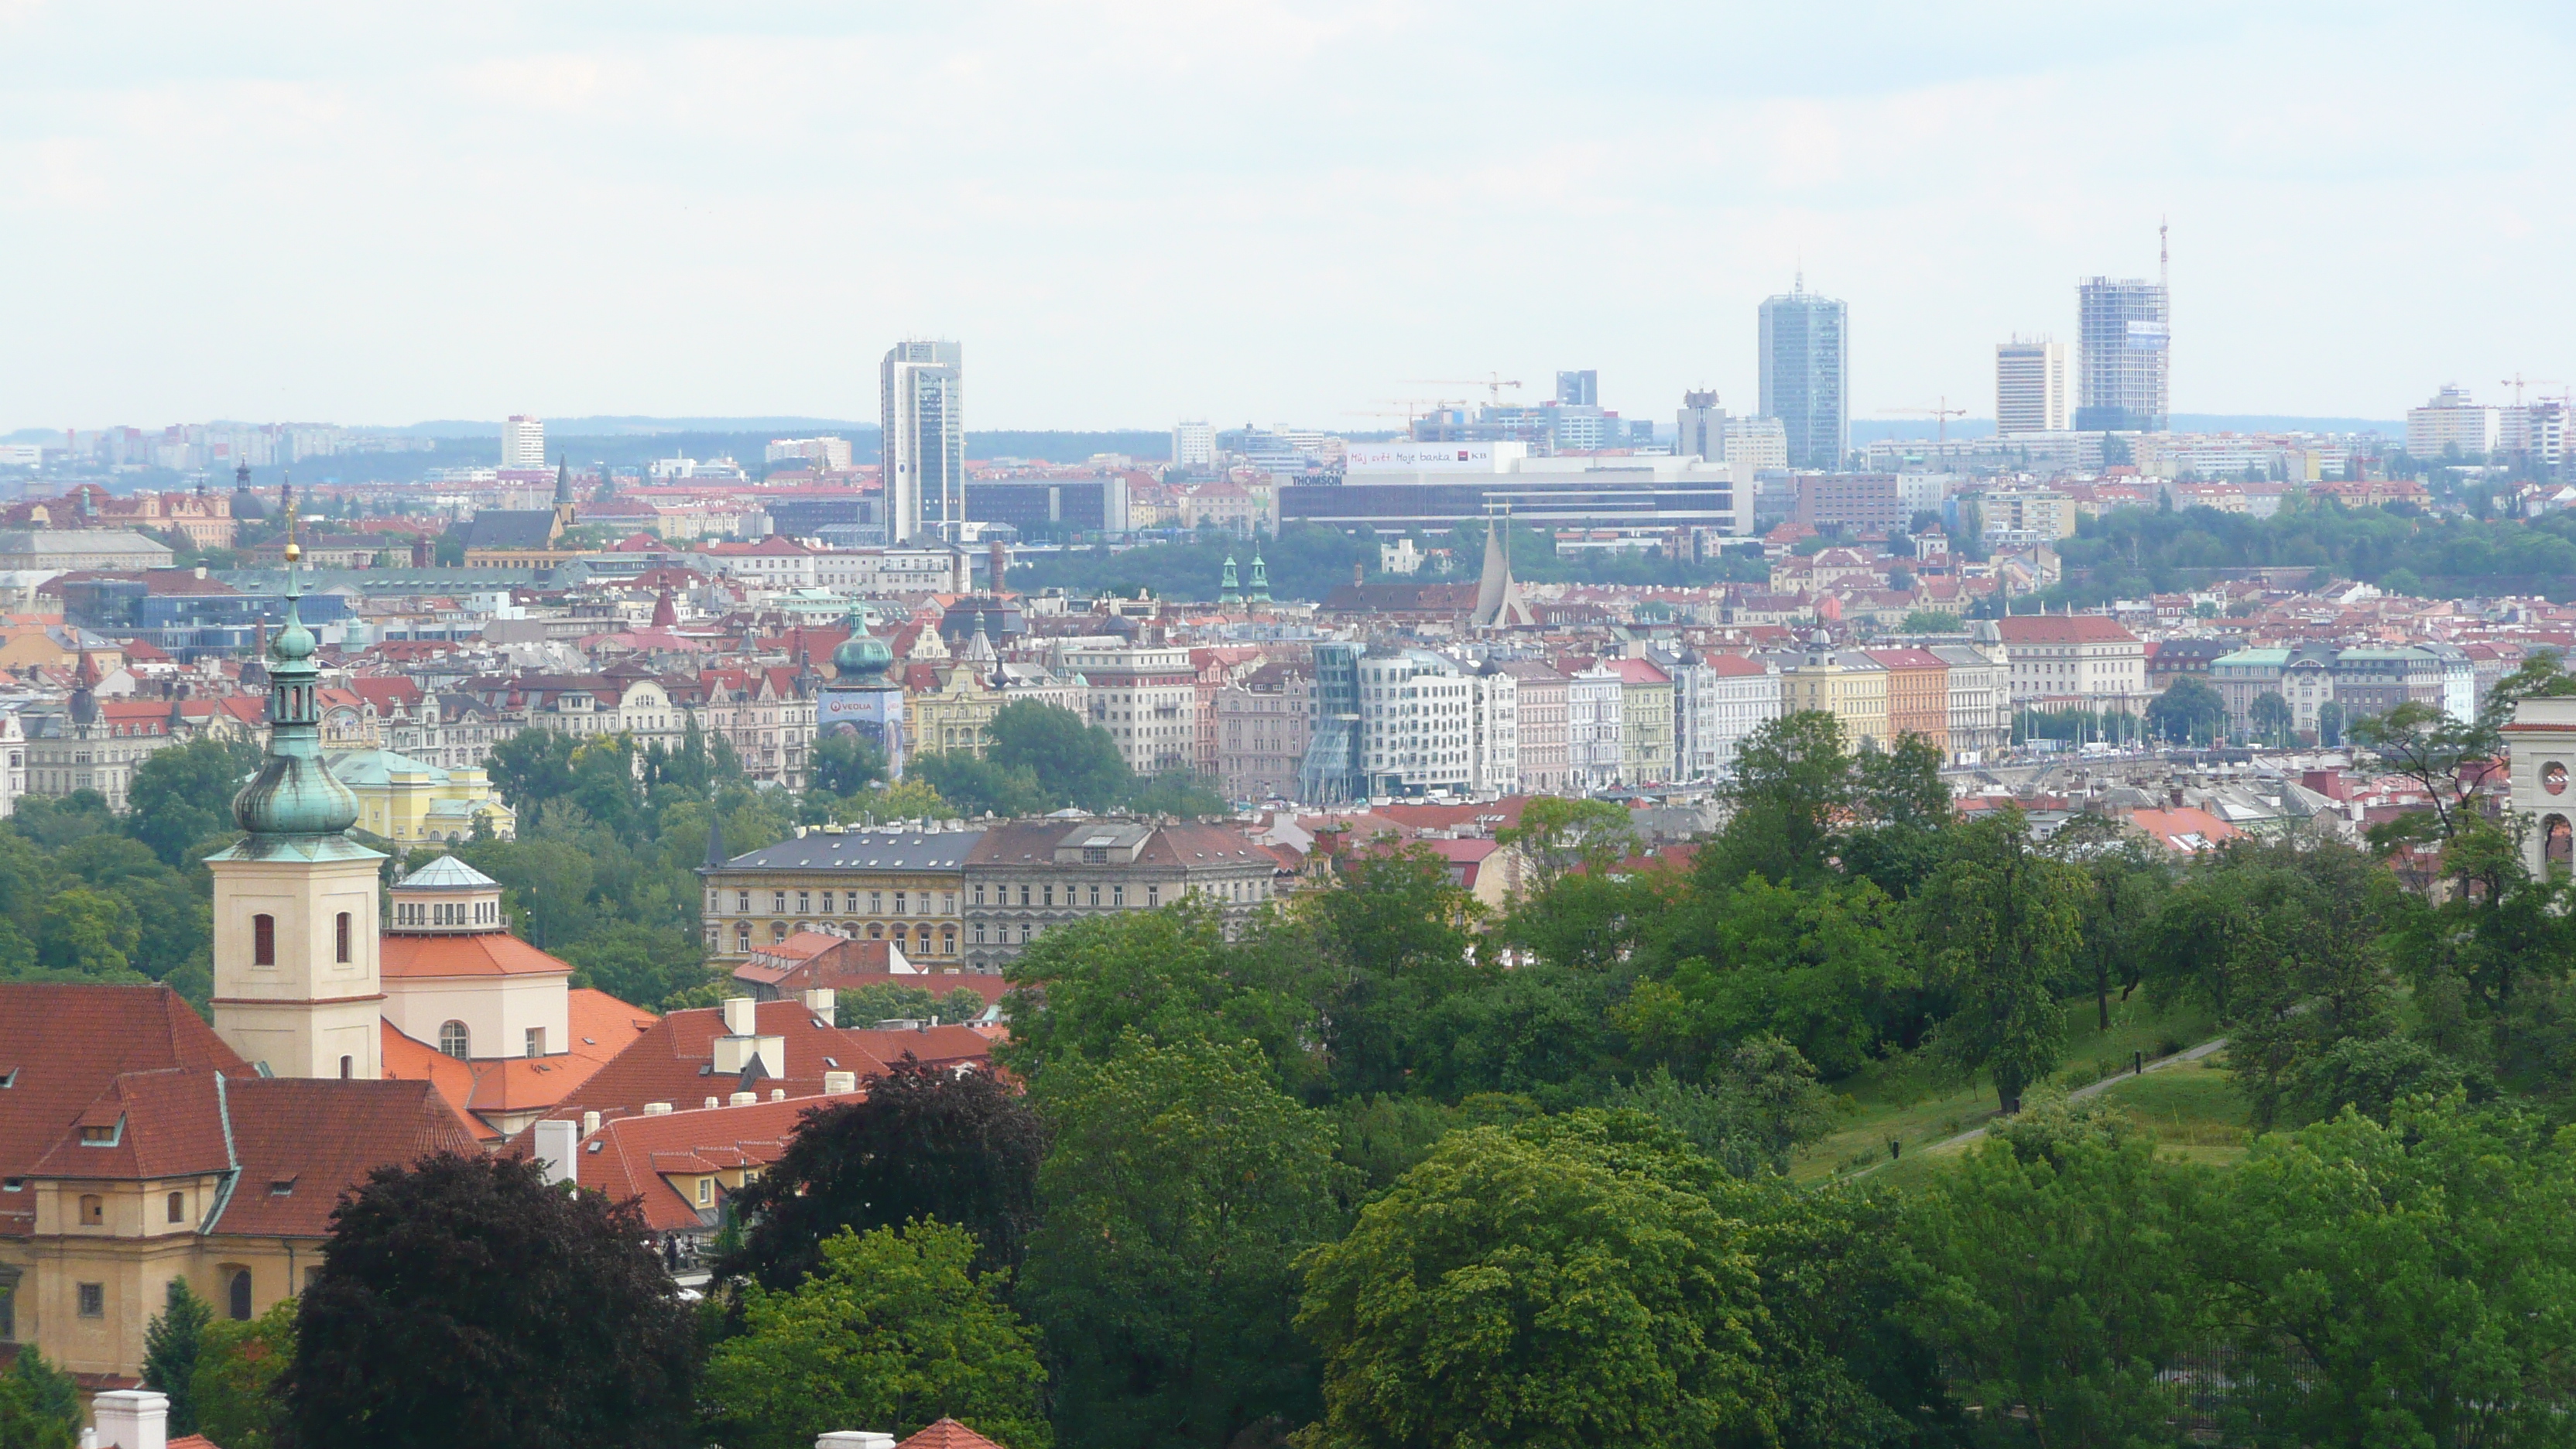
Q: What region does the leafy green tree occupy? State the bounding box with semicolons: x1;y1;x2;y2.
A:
143;1276;214;1433
1606;1040;1837;1179
1699;711;1852;888
1119;769;1228;819
2208;1096;2576;1448
1300;843;1480;1099
702;1221;1050;1449
8;789;114;849
1916;810;2086;1113
2044;815;2170;1030
2145;676;2227;745
721;1057;1046;1292
194;1297;296;1449
557;922;711;1010
285;1153;697;1449
485;728;579;829
988;701;1129;811
1898;608;1963;632
1840;732;1956;899
1023;1034;1351;1449
1622;875;1913;1080
836;981;992;1026
809;730;889;799
999;902;1321;1092
125;735;259;865
35;886;144;980
2150;840;2403;1127
911;753;1053;819
1907;1098;2210;1449
1295;1111;1767;1449
1;1346;80;1449
2248;689;2293;745
1497;796;1639;892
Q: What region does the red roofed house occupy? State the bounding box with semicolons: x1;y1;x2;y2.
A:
1993;614;2147;714
0;984;480;1392
376;855;658;1139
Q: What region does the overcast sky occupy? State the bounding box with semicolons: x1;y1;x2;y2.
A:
4;2;2571;434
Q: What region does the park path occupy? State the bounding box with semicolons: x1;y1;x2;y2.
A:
1844;1036;2231;1180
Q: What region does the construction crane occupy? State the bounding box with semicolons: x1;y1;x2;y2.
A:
1880;397;1970;447
1401;374;1524;406
2502;375;2566;406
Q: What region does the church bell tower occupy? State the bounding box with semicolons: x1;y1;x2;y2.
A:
207;504;385;1079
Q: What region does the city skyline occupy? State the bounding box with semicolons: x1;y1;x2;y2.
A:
2;5;2572;431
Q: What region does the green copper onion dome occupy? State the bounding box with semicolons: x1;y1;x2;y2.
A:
231;522;360;838
831;609;893;683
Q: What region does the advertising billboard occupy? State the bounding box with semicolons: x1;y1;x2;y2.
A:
820;683;907;779
1341;440;1526;474
2126;320;2170;352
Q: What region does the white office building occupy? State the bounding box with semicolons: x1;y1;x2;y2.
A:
1566;666;1625;791
1468;665;1520;796
1670;652;1781;780
882;341;965;543
1996;338;2071;435
1060;644;1197;776
1357;649;1475;797
1172;420;1216;471
500;415;546;471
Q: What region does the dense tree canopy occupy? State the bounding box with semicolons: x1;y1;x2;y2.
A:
285;1153;697;1449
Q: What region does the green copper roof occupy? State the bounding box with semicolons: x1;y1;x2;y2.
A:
229;529;365;841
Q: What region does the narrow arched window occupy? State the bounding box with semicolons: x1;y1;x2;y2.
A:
439;1021;470;1060
335;911;351;963
228;1269;252;1321
252;913;276;966
167;1191;185;1224
338;1055;353;1080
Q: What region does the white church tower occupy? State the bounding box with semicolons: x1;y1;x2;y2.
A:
207;507;385;1080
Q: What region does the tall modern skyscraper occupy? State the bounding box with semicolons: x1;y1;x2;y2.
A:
1556;370;1598;407
2075;235;2169;432
1171;420;1216;471
1995;338;2071;434
500;415;545;471
881;341;964;543
1758;281;1848;470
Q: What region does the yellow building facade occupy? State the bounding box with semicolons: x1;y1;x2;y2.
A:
1781;650;1891;752
699;823;984;965
327;747;516;842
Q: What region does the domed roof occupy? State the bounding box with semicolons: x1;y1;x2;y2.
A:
232;748;361;835
833;608;892;681
391;853;497;892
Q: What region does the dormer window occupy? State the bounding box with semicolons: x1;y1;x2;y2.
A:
80;1118;122;1147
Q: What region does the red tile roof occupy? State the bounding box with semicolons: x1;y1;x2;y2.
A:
1994;615;2140;646
570;1092;858;1231
17;1067;476;1238
900;1418;1013;1449
212;1077;481;1237
0;984;246;1236
550;999;899;1125
382;988;658;1136
381;930;575;980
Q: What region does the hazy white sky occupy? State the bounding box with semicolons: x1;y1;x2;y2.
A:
4;2;2572;433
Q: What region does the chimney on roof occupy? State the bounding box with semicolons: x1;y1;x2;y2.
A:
770;1088;786;1101
91;1389;168;1449
803;987;837;1026
722;997;757;1036
704;1096;720;1110
729;1091;757;1106
817;1436;897;1449
644;1101;672;1115
533;1118;577;1187
581;1110;601;1137
824;1070;858;1094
